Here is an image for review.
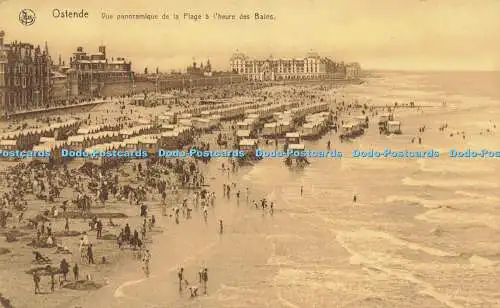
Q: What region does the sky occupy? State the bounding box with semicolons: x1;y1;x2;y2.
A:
1;0;499;72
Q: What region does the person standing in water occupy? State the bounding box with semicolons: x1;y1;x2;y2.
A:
202;268;208;294
203;205;208;222
178;267;184;291
33;272;41;294
142;249;151;277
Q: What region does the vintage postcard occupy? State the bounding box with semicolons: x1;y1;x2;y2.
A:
0;0;499;307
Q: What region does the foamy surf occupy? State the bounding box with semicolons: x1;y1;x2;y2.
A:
415;210;500;230
469;255;496;267
114;278;148;298
335;233;466;308
113;241;217;299
416;159;492;173
454;190;500;202
384;195;493;210
402;177;500;188
338;228;458;257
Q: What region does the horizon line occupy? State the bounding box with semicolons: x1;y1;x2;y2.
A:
363;68;500;73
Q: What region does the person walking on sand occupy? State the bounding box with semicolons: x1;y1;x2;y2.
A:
96;220;102;239
142;250;151;277
73;263;79;281
202;268;208;295
33;272;41;294
178;267;184;291
60;258;69;281
79;237;86;262
300;185;303;196
64;217;70;233
219;219;223;234
87;244;95;264
50;269;56;292
203;205;208;222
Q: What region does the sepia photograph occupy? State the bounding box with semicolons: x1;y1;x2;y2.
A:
0;0;499;307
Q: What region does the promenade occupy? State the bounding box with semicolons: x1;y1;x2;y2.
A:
2;99;110;119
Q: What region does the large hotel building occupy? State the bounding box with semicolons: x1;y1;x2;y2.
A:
68;45;133;97
0;30;52;115
230;50;360;81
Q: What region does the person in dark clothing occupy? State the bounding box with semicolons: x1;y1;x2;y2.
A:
73;263;79;281
140;204;148;217
161;192;167;204
96;220;103;239
87;244;95;264
117;231;123;248
60;258;69;281
50;270;56;292
47;223;52;236
202;268;208;294
124;223;131;241
33;251;45;263
64;217;70;232
33;272;41;294
178;267;184;291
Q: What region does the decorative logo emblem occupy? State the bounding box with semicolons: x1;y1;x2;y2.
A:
19;9;36;26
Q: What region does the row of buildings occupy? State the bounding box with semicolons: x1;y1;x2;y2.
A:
0;30;133;116
229;50;361;81
0;31;52;115
0;29;361;116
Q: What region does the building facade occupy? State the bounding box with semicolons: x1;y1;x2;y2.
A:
51;71;68;101
50;56;71;103
0;31;52;115
229;51;344;81
187;59;212;77
0;31;7;115
69;45;133;97
345;62;361;79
